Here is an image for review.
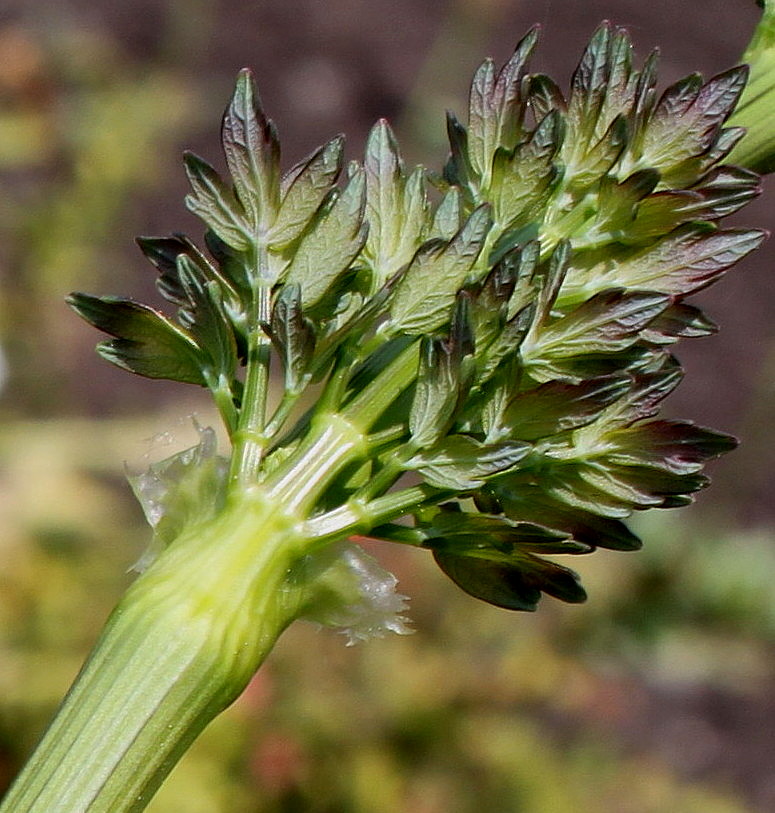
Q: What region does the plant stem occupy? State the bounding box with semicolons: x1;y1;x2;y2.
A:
266;412;367;514
230;273;273;486
305;483;450;543
342;339;419;427
0;493;306;813
729;0;775;173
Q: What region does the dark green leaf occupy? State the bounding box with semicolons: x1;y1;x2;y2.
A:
433;550;586;611
492;485;642;550
67;293;205;385
503;376;630;440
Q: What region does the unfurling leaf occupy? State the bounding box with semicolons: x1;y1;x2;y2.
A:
526;289;670;359
364;120;429;282
561;226;766;302
432;186;464;239
502;376;630;440
467;27;538;185
486;485;643;551
491;109;562;230
409;337;466;449
176;256;238;384
634;66;749;186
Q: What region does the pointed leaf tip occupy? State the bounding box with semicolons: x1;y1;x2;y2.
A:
222;66;280;229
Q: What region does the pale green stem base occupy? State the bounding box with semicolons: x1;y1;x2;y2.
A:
0;494;305;813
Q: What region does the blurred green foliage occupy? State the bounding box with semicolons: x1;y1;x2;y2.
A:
1;2;773;811
0;19;202;412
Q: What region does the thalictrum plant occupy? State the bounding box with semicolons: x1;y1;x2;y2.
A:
3;8;774;811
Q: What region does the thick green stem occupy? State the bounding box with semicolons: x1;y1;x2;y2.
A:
266;413;367;514
729;0;775;173
0;493;306;813
342;339;419;427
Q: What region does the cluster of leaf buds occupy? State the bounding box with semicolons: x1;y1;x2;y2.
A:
70;24;765;614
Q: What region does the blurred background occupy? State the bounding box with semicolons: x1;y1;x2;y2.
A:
1;0;774;810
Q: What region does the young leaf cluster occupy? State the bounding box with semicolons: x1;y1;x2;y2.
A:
69;24;765;613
